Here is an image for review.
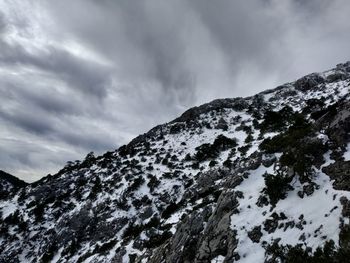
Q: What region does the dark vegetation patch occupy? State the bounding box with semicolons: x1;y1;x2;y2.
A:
262;173;293;206
195;135;237;162
322;161;350;191
302;98;326;116
265;240;350;263
238;144;251;156
259;114;326;182
279;139;326;182
258;108;329;205
147;174;160;193
259;114;312;154
310;101;339;121
259;106;301;133
128;176;145;192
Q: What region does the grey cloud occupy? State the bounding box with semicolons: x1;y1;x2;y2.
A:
1;80;81;116
47;0;198;107
0;93;115;151
0;40;111;99
0;12;6;35
191;0;278;63
0;107;55;136
57;130;115;152
22;89;80;116
0;137;81;182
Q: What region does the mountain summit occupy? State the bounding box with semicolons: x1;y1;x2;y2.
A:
1;62;350;263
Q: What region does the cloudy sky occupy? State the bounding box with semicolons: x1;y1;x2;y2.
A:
0;0;350;182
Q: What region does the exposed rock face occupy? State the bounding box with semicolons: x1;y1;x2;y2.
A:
323;161;350;190
294;73;325;92
0;62;350;262
148;189;239;263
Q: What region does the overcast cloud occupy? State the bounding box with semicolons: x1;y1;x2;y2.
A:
0;0;350;182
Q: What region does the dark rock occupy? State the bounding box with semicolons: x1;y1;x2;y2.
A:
326;71;348;82
294;73;325;92
264;213;280;234
323;161;350;190
256;195;269;207
262;154;277;168
248;226;263;243
340;197;350;218
303;183;315;196
139;207;154;220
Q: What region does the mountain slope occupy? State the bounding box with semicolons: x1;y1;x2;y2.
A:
0;170;27;200
0;62;350;263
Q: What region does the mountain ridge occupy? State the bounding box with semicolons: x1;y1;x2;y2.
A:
3;62;349;185
1;61;350;263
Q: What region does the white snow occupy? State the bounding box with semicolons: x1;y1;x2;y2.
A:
344;143;350;161
51;248;63;263
211;255;226;263
1;201;17;219
231;151;350;262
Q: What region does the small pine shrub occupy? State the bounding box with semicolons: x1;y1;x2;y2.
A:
212;134;237;150
129;176;145;192
209;160;218;167
259;106;297;132
88;177;102;199
195;135;237;162
162;202;181;219
33;203;45;221
263;173;293;206
238;144;251;156
223;159;232;168
147;174;160;192
245;133;254;143
195;143;217;162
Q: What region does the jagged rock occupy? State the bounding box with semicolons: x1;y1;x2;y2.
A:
299;183;316;197
326;71;349;82
148;191;239;263
196;191;239;262
262;154;277;168
323;161;350;190
340;197;350;218
148;210;207;263
294;73;325;91
139;206;154;220
239;151;262;171
336;61;350;73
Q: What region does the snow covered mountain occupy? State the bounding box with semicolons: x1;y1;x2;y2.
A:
0;171;27;201
1;62;350;263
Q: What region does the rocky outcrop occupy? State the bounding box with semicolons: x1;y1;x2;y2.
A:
294;73;325;92
148;189;239;263
323;161;350;191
